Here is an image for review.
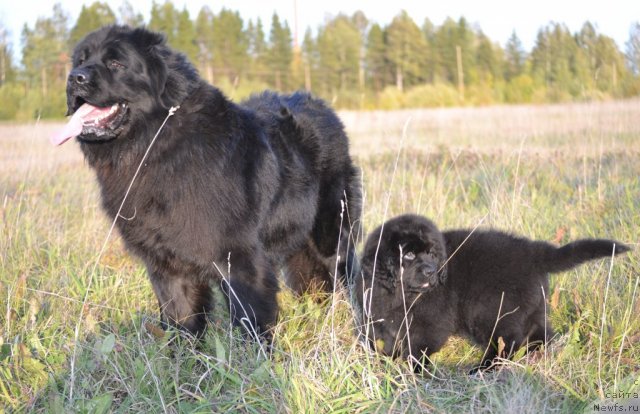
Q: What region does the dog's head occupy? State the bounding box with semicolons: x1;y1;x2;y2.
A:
51;25;196;146
357;214;447;356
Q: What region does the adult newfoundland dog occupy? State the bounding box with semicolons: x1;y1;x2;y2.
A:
51;25;362;338
356;214;629;372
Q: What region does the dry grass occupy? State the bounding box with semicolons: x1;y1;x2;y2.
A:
1;100;638;412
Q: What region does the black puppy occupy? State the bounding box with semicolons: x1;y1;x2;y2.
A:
356;214;630;371
51;26;361;338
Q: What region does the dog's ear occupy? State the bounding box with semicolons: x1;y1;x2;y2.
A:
132;27;166;48
148;50;169;108
131;28;170;109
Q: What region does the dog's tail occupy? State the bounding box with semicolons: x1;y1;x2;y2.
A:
535;238;630;274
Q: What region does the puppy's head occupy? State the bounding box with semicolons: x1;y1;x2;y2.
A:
356;214;447;356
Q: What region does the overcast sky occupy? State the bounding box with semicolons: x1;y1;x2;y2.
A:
1;0;638;58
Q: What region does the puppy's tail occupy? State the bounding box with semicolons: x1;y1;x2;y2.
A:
538;239;630;274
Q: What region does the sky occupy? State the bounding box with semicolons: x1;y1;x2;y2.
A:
1;0;638;59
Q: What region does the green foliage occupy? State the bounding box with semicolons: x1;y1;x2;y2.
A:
0;27;17;86
118;0;144;27
315;14;361;96
0;4;639;119
0;83;22;119
366;23;389;92
627;22;640;75
386;11;428;91
504;31;526;81
69;2;116;47
149;1;197;63
504;74;537;103
266;13;293;90
211;9;248;81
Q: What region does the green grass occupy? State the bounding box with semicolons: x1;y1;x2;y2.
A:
1;100;639;412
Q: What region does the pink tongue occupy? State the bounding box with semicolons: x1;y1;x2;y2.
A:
49;103;110;146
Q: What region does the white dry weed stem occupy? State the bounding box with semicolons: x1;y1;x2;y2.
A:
614;275;639;389
437;213;488;274
363;116;411;351
398;247;413;364
211;259;268;361
479;291;521;369
598;246;618;397
510;136;526;225
541;285;548;372
68;106;180;403
329;200;346;347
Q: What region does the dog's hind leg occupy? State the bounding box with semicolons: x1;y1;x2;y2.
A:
285;243;334;294
306;171;362;292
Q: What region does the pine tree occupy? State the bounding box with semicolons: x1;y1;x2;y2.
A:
267;13;293;90
316;14;361;96
301;28;317;91
0;25;16;86
476;31;501;82
531;23;590;99
366;23;388;92
21;3;69;116
119;0;144;27
195;6;214;82
149;2;197;63
211;8;248;81
247;18;267;77
175;8;197;63
386;10;427;91
422;18;437;83
504;31;526;81
627;22;640;75
149;1;178;43
69;2;116;47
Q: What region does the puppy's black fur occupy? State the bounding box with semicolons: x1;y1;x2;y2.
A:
63;26;361;337
356;214;630;371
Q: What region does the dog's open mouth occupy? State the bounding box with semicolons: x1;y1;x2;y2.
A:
50;101;128;146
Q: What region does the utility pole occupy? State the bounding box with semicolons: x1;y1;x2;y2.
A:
293;0;299;51
456;45;464;102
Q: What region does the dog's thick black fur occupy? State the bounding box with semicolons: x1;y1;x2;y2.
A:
63;26;361;337
356;214;629;371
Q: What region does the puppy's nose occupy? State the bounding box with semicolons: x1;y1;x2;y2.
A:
69;68;90;84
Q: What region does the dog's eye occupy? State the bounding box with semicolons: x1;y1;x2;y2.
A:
403;252;415;261
108;60;125;70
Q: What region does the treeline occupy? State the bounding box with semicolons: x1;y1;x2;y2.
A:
1;1;640;120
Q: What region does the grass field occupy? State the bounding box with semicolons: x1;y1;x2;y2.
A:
1;100;639;412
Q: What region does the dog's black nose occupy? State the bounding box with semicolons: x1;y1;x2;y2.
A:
69;68;90;84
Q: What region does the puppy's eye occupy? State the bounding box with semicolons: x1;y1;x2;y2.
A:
403;252;415;261
108;60;125;70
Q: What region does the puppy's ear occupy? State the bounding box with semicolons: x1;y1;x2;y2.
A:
437;262;448;284
376;257;398;291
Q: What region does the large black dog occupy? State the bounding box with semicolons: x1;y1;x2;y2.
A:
356;214;629;372
51;26;361;337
